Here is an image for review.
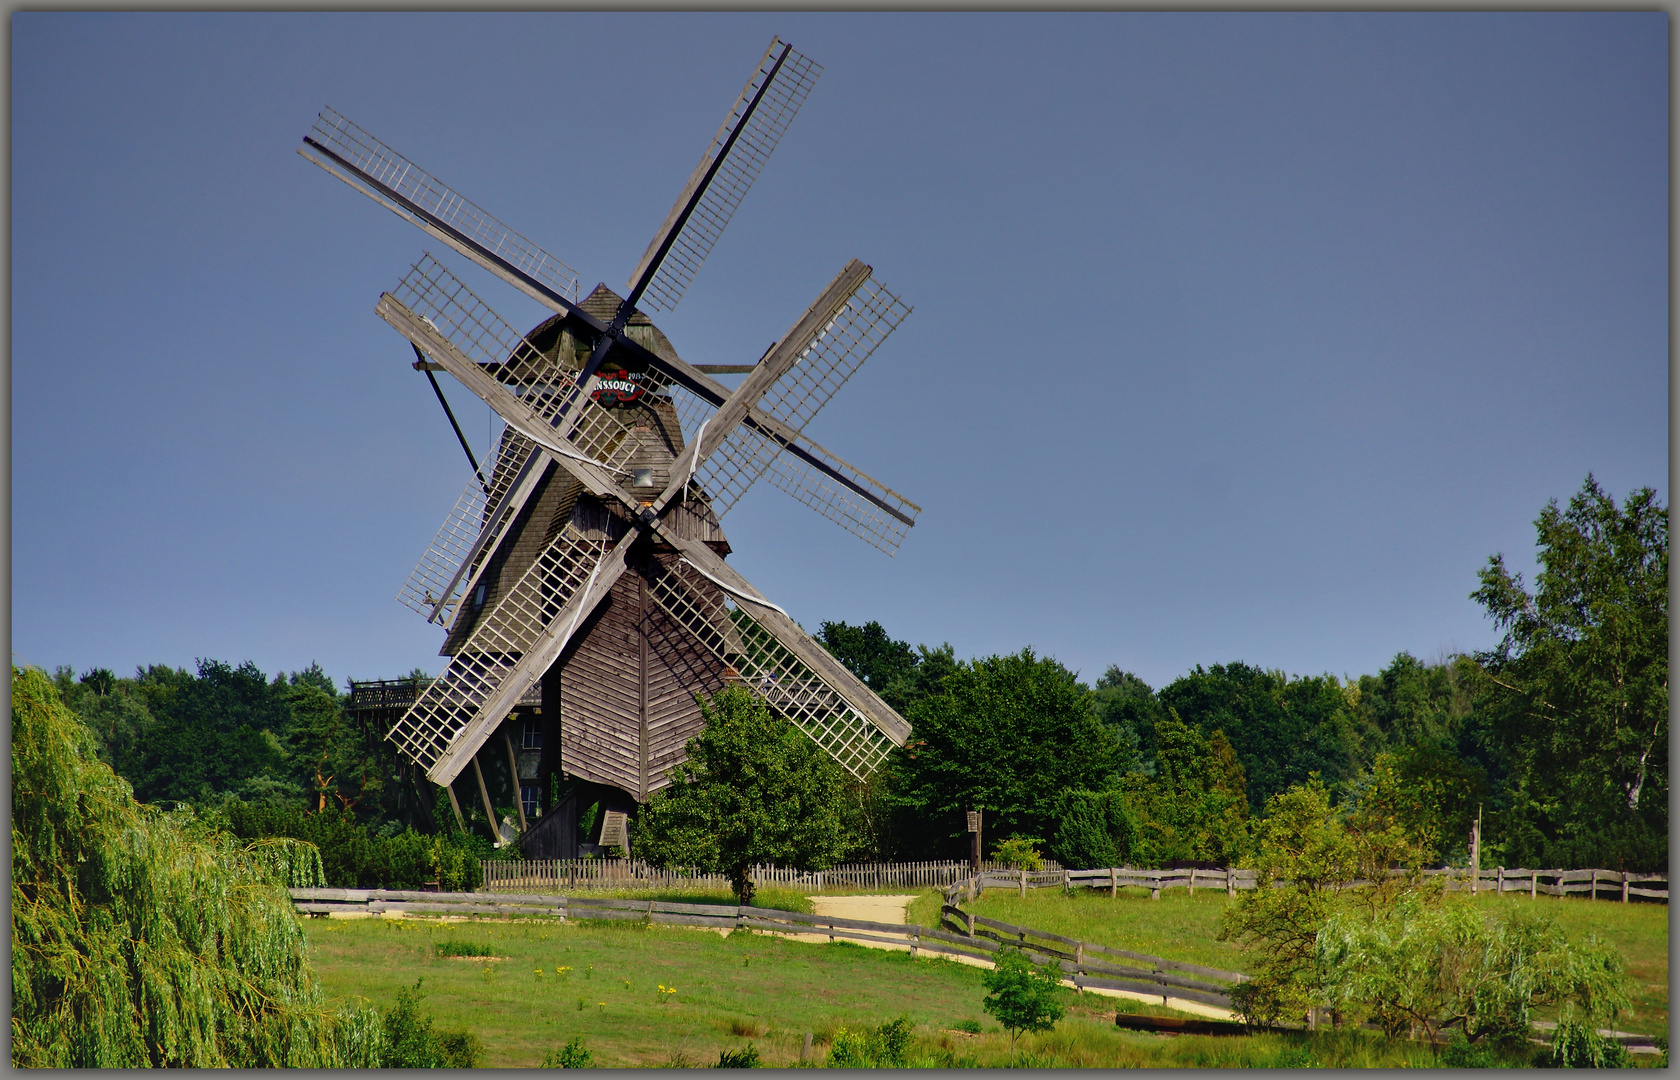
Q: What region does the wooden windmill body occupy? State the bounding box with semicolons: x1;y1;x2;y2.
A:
302;39;921;855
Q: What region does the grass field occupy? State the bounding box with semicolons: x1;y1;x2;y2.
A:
302;914;1443;1067
302;886;1666;1066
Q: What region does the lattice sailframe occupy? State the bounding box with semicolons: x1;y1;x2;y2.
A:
664;271;917;552
389;520;609;774
638;40;822;313
390;256;640;622
646;558;897;779
302;108;581;303
397;427;537;622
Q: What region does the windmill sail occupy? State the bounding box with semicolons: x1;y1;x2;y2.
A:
301;109;581;306
630;38;822;312
664;269;920;552
390;519;626;780
645;556;898;779
398;428;540;623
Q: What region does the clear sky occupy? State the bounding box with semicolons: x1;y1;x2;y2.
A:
12;12;1669;693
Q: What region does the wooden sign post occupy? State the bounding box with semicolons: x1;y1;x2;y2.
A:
966;809;982;872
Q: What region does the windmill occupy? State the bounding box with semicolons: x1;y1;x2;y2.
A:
301;38;921;855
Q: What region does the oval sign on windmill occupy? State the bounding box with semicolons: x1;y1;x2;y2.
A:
591;369;644;406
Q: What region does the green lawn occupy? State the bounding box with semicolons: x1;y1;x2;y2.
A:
302;885;1666;1066
929;884;1668;1037
302;914;1444;1067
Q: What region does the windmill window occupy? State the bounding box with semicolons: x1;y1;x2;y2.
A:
520;783;541;820
472;582;487;610
522;715;543;750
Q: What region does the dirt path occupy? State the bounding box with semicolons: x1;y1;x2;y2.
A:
807;894;917;924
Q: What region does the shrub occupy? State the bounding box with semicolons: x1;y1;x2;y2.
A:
541;1036;593;1068
223;801;481;890
716;1043;762;1067
435;940;494;958
1050;789;1138;869
1317;896;1629;1044
823;1016;913;1067
381;979;481;1068
991;836;1044;871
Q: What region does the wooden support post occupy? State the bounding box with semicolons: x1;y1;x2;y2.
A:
1019;868;1026;899
502;728;527;833
1590;868;1599;901
1188;868;1196;896
1470;805;1481;895
443;782;467;835
966;911;975;938
1227;867;1235;898
1110;867;1118;899
1496;866;1504;896
471;756;498;845
1530;870;1537;899
1622;870;1629;903
801;1033;813;1062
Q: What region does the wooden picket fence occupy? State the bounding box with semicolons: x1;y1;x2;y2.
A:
944;865;1669;904
480;858;1054;894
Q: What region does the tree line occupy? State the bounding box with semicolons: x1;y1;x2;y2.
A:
45;475;1666;881
813;475;1666;873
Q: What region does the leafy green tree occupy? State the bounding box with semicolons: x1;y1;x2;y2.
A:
1345;744;1485;865
630;687;852;904
1091;666;1161;763
884;648;1130;859
1159;663;1361;812
11;666;380;1067
981;947;1066;1065
1471;476;1667;870
1217;778;1361;1025
1220;772;1438;1027
1122;713;1248;865
819;619;958;716
1050;789;1139;870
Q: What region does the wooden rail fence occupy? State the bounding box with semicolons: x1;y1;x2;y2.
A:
479;859;1051;894
943;866;1668;903
287;887;1238;1012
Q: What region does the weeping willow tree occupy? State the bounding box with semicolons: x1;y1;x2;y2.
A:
11;665;382;1067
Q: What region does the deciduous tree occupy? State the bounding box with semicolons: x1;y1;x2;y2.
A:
630;687;851;904
1471;475;1667;869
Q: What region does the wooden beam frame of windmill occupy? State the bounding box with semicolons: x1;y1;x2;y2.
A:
388;260;904;787
304;132;911;530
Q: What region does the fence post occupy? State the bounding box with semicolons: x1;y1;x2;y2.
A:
1019;868;1026;899
1622;870;1629;903
1530;870;1536;899
1188;868;1196;896
1589;868;1598;901
1227;867;1235;898
1496;866;1504;896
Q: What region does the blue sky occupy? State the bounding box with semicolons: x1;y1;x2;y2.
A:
12;12;1668;692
